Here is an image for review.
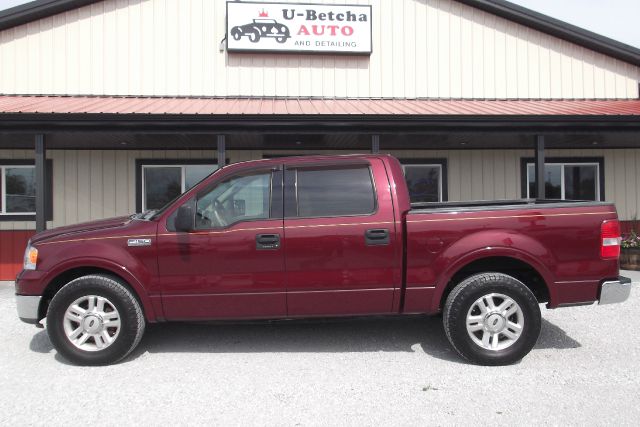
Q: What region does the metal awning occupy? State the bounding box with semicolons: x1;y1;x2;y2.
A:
1;95;640;116
1;96;640;133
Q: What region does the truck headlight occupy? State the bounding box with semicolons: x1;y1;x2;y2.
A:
23;244;38;270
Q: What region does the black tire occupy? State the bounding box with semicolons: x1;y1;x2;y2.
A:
443;272;541;366
47;275;145;366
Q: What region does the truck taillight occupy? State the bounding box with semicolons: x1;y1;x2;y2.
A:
601;220;621;259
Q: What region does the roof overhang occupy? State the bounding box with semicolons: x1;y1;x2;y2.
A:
2;113;640;134
0;0;99;30
1;96;640;134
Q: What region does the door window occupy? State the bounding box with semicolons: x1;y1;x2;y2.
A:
195;171;272;229
290;165;376;217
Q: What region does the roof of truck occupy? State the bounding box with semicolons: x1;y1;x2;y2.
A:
226;153;389;169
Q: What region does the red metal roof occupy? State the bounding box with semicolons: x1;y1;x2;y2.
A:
1;95;640;116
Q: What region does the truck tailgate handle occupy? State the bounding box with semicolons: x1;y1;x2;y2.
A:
256;234;280;250
365;228;390;246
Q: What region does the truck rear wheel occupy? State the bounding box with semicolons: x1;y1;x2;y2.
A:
443;272;541;365
46;275;145;366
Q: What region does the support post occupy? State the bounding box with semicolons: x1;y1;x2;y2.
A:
534;135;545;200
217;135;226;169
371;134;380;154
35;134;46;233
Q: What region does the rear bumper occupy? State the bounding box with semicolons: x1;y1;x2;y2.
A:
15;295;42;324
599;276;632;305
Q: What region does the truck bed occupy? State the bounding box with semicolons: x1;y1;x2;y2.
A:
403;198;619;314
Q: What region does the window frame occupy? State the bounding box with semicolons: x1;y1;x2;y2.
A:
193;168;277;230
135;159;219;212
520;157;605;201
399;158;448;203
0;159;53;221
284;162;379;219
166;167;282;232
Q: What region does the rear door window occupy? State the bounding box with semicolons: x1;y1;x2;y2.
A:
289;165;376;217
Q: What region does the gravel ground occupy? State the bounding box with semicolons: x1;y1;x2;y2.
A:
1;272;639;426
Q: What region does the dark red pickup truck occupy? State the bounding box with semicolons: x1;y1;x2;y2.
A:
15;154;631;366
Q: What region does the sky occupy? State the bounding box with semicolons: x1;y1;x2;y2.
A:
0;0;638;48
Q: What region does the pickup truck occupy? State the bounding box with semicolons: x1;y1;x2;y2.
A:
15;154;631;366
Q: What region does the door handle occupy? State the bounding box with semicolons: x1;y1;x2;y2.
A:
365;228;390;246
256;233;280;250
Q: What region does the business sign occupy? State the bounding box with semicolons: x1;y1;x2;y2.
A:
226;1;372;55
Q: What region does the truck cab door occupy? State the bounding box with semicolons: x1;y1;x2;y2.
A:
156;168;285;320
283;159;400;316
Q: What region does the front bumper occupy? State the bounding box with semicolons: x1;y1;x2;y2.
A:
16;294;42;324
599;276;632;305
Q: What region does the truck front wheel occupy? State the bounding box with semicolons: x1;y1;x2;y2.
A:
47;275;145;366
443;272;541;365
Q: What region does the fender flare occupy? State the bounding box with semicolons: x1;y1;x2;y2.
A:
428;246;556;313
40;257;158;322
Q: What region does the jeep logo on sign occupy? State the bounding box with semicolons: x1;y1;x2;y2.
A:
226;2;372;54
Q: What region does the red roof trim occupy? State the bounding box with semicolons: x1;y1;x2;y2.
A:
0;95;640;117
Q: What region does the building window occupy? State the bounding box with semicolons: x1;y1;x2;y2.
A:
522;158;603;201
1;165;36;215
137;161;218;211
399;159;448;203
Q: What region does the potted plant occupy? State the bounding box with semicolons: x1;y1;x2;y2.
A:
621;229;640;271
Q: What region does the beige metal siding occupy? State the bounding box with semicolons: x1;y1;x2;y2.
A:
0;149;217;230
53;148;219;228
382;149;530;201
2;147;640;231
387;149;640;221
239;148;640;220
1;0;638;99
382;148;640;220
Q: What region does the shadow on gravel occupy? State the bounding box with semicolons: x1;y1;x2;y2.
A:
132;316;466;362
535;319;581;350
29;329;54;354
28;316;581;364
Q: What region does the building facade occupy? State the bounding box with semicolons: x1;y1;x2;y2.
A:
1;0;640;279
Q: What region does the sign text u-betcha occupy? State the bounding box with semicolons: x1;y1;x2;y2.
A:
226;1;372;55
282;9;369;22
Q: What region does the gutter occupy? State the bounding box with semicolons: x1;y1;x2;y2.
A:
1;113;640;133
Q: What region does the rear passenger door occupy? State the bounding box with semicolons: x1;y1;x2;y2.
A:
283;159;399;316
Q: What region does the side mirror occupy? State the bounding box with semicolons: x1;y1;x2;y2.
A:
175;204;194;232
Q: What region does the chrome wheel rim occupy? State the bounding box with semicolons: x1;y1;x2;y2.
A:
63;295;121;352
466;293;524;351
